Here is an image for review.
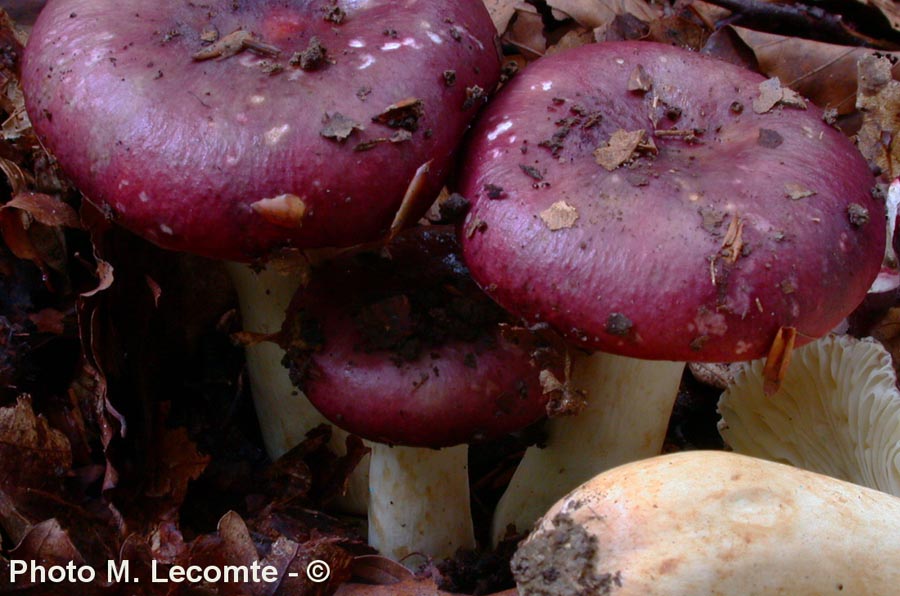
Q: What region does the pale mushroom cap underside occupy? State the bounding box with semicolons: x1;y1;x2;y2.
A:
718;333;900;496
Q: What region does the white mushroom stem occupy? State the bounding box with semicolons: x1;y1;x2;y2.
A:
225;258;369;513
492;352;684;543
368;443;474;564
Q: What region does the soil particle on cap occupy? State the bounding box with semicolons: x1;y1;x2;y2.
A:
373;98;425;131
463;85;487;110
652;129;700;144
291;36;328;71
436;193;471;224
465;216;488;238
320;112;362;142
200;25;219;43
847;203;870;227
520;164;544;181
484;183;504;199
690;335;709;351
259;60;284;75
443;69;457;86
512;511;622;596
604;312;633;336
322;1;345;24
539;116;582;157
353;138;386;152
698;206;727;235
730;101;744;114
356;86;372;101
757;128;784;149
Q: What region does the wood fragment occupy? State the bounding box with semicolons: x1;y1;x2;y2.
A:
720;214;744;264
192;29;280;61
763;326;797;396
388;160;432;241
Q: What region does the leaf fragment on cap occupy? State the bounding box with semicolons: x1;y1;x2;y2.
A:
593;129;651;171
753;77;807;114
785;183;816;200
373;98;424;132
627;64;653;93
251;194;307;228
540;201;578;231
320;112;362;142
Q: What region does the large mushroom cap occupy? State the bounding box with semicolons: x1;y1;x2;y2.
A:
458;41;883;362
23;0;500;260
279;226;563;447
513;451;900;596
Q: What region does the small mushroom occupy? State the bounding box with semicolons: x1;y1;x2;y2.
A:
512;451;900;595
453;41;883;542
718;334;900;496
279;226;563;561
22;0;502;513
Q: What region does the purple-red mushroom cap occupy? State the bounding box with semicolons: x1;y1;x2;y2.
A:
457;41;884;362
278;226;564;448
22;0;501;261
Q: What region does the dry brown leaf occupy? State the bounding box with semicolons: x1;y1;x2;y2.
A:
143;420;210;509
544;28;595;56
348;554;413;584
27;307;67;334
0;396;72;489
547;0;658;30
540;201;579;231
3;191;82;228
735;27;900;115
863;0;900;31
8;518;84;568
483;0;519;34
504;3;547;58
857;54;900;179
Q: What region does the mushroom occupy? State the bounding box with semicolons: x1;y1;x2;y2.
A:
22;0;502;507
452;41;884;541
278;226;563;561
718;333;900;495
512;450;900;595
